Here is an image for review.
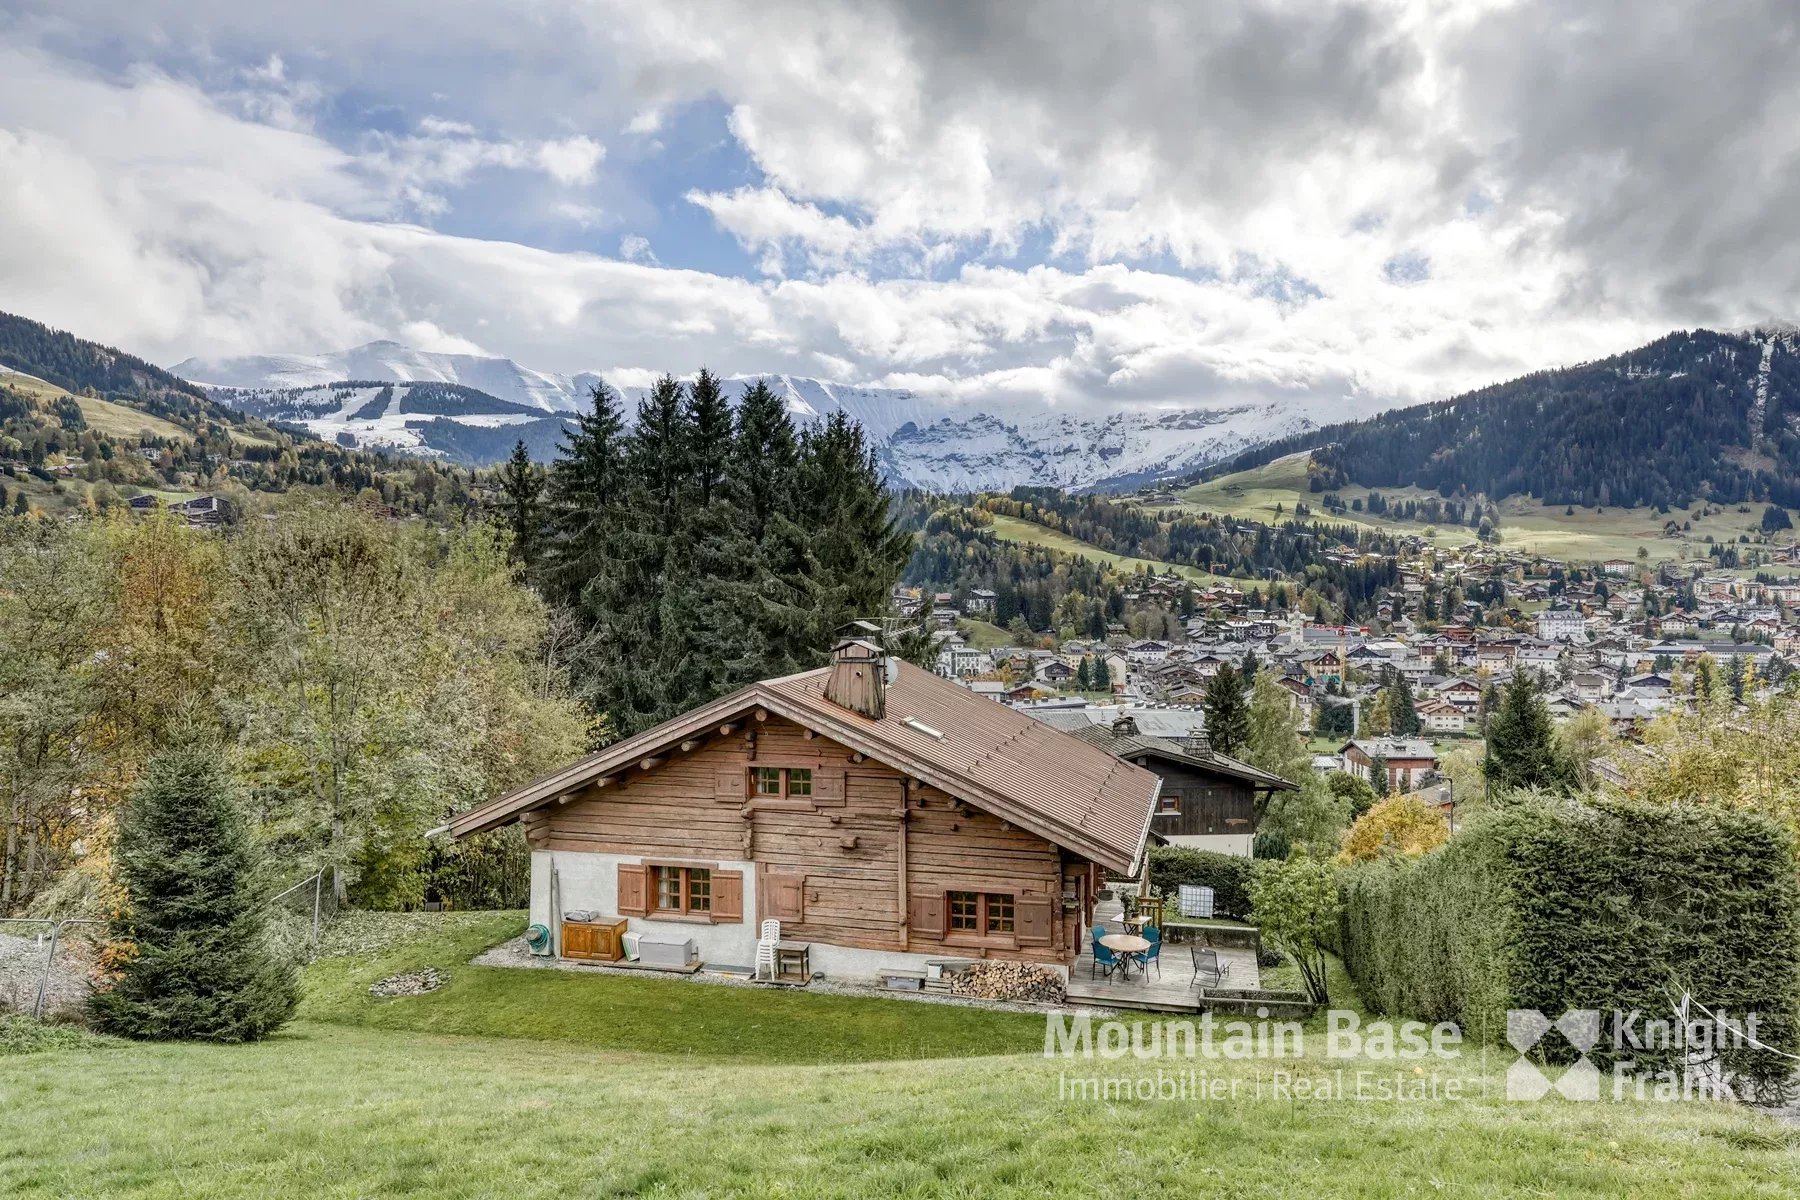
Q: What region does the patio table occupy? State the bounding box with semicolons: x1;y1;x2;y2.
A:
1099;933;1150;982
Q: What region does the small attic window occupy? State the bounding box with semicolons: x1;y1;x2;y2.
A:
903;717;944;739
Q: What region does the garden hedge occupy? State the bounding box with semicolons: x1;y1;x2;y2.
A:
1148;846;1255;919
1338;796;1800;1095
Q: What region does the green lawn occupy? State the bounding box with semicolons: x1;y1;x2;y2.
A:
959;618;1017;650
2;913;1796;1197
299;910;1043;1063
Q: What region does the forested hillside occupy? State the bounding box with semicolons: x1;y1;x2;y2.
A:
1209;327;1800;510
901;489;1420;629
0;311;496;521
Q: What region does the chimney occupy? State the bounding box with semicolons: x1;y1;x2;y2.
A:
1184;728;1212;758
825;639;887;719
1111;712;1139;738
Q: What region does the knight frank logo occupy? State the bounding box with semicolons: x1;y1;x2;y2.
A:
1506;1008;1602;1101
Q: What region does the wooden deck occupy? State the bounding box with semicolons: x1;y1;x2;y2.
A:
1066;898;1259;1012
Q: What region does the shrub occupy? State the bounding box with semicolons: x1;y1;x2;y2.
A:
1250;850;1340;1004
1147;846;1254;918
1339;795;1800;1097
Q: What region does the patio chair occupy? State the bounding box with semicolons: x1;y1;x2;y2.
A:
1191;947;1230;990
1135;927;1163;980
754;920;781;981
1090;935;1123;980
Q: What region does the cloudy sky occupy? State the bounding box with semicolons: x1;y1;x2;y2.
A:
0;0;1796;413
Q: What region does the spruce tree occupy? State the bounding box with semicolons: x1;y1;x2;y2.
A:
539;382;627;608
91;742;297;1042
683;368;732;508
1202;662;1250;756
1387;668;1420;736
590;375;692;733
496;439;544;566
1483;672;1572;793
794;411;914;648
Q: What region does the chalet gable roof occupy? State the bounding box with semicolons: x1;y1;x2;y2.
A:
1065;724;1295;792
446;660;1162;874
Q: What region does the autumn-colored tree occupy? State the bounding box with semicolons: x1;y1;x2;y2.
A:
1336;792;1451;863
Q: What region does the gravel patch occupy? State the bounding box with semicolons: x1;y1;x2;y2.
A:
369;968;448;998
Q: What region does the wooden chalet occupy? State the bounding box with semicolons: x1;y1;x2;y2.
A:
446;640;1161;980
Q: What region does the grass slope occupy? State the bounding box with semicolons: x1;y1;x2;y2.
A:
1182;453;1792;565
3;370;192;443
298;910;1043;1063
987;513;1239;586
2;913;1794;1197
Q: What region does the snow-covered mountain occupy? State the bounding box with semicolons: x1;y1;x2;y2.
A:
174;341;1387;490
174;341;597;415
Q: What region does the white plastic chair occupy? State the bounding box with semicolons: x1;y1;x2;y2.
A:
754;919;781;980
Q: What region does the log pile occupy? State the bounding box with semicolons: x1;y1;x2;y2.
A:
945;960;1065;1004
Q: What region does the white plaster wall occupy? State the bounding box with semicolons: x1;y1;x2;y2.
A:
530;849;1072;982
534;849;762;966
1162;833;1254;857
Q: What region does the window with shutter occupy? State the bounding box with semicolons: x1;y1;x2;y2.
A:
811;766;845;806
617;864;648;916
714;765;745;803
712;870;744;922
908;893;944;938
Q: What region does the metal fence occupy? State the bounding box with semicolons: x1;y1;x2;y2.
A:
1;869;340;1020
270;868;339;953
0;917;107;1020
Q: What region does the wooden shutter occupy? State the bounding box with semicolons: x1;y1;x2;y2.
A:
766;873;805;921
908;893;945;939
1016;898;1054;946
811;766;845;806
714;765;745;803
617;864;648;916
712;869;744;922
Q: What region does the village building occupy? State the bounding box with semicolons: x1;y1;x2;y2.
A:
1340;738;1440;792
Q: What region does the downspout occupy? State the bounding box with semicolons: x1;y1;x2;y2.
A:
550;864;562;959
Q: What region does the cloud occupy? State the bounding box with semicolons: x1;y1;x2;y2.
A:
535;135;604;186
618;235;658;264
0;0;1794;427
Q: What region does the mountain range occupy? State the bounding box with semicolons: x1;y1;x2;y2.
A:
172;342;1392;487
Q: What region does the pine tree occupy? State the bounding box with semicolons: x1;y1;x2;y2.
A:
539;382;627;608
496;439;544;566
91;741;298;1042
1483;672;1572;793
1387;668;1420;737
683;368;732;508
590;375;693;733
793;411;914;649
1202;662;1250;756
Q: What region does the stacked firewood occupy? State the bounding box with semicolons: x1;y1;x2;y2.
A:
945;961;1066;1003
